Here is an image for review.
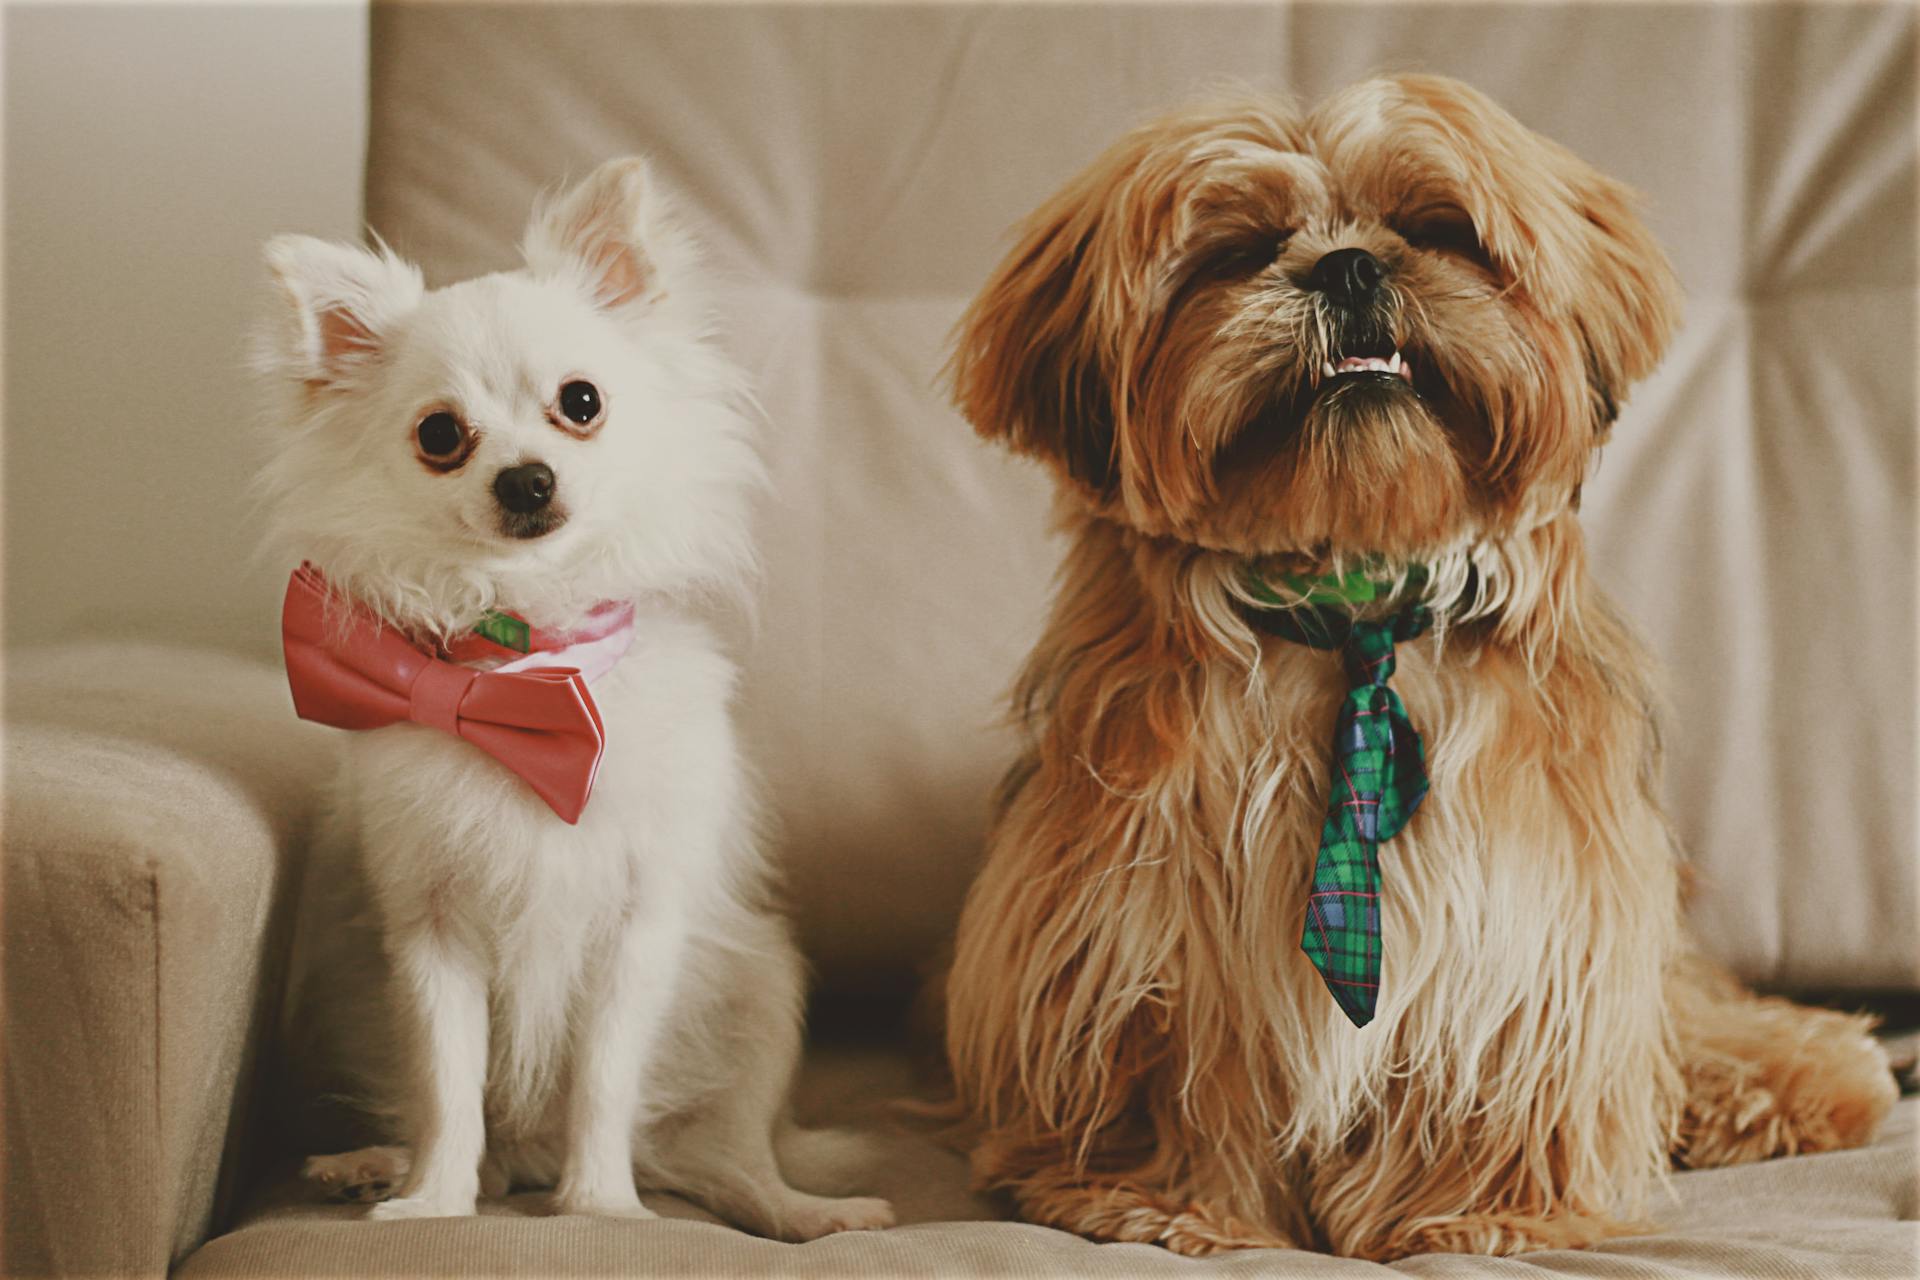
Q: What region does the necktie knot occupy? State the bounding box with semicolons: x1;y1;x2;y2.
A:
1342;619;1401;687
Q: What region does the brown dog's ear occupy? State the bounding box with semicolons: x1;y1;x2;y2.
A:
1566;165;1682;431
947;178;1119;495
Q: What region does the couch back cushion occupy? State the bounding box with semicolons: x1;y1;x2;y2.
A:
365;3;1916;996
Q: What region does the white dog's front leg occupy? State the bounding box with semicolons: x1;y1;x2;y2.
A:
369;925;489;1220
551;908;685;1217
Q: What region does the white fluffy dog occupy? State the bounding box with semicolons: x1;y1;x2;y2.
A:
256;158;893;1238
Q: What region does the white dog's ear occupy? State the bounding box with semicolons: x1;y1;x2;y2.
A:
521;158;677;313
259;235;423;389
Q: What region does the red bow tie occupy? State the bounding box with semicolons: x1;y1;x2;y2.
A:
281;564;618;823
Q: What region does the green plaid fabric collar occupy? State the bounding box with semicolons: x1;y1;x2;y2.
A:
1242;564;1443;1028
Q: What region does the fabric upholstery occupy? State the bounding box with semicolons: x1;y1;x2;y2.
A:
1;645;333;1277
179;1044;1919;1278
362;2;1918;998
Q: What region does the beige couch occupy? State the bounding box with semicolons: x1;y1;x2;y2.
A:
5;5;1915;1276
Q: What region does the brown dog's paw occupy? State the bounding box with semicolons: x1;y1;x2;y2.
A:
1375;1210;1617;1260
1022;1179;1294;1254
1155;1207;1295;1257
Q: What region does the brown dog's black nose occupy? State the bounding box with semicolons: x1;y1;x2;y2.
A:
493;462;555;514
1307;248;1386;309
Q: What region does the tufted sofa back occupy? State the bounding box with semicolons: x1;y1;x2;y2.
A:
365;3;1916;996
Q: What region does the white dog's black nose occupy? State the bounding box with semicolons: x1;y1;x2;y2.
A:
494;462;556;514
1308;248;1386;309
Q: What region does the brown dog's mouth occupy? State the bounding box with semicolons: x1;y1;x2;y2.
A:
1313;346;1416;393
1235;340;1437;453
1239;346;1429;448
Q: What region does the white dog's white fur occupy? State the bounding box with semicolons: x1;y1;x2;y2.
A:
256;158;893;1238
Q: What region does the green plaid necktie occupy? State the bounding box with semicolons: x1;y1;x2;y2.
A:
1244;595;1433;1028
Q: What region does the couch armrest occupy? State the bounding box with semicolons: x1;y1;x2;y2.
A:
2;643;332;1278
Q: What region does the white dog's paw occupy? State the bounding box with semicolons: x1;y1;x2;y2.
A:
366;1192;477;1221
303;1146;412;1204
784;1194;896;1240
551;1188;658;1219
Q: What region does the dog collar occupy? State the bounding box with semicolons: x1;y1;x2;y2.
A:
440;600;636;683
1243;558;1432;611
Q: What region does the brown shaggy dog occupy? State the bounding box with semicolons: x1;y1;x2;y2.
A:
940;75;1896;1260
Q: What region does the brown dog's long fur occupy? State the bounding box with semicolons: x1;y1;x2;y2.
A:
941;76;1895;1260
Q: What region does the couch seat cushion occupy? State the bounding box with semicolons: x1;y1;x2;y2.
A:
178;1041;1916;1278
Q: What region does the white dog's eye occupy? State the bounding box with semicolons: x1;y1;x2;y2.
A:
559;380;601;426
414;410;473;471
